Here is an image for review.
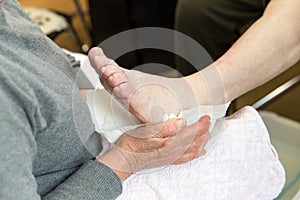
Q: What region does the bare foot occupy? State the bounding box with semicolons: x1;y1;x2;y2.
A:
88;47;213;123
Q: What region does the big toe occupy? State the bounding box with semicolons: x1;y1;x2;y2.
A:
88;47;104;57
88;47;115;73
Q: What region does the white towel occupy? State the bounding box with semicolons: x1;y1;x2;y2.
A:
116;106;285;200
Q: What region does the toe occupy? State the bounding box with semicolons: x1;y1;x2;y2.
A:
88;47;115;73
113;82;134;99
100;76;113;93
88;47;104;57
102;65;123;79
107;72;127;88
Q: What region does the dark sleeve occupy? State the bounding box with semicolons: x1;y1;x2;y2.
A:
0;77;122;200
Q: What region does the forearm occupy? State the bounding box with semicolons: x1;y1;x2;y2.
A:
187;0;300;104
44;161;122;200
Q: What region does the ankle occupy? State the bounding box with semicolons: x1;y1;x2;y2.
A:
184;67;227;106
184;74;211;106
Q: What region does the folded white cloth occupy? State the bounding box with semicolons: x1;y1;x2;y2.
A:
87;89;230;155
117;106;285;200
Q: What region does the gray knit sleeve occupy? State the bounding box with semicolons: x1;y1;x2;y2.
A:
0;79;40;200
44;161;122;200
0;74;122;200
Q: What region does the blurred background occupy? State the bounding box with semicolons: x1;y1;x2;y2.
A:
19;1;300;199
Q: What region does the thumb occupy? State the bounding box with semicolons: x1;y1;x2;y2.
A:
155;118;186;138
126;118;186;139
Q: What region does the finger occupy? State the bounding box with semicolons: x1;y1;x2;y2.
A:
196;115;211;133
198;132;210;152
173;150;199;164
168;119;207;151
158;123;197;158
126;118;185;139
173;134;210;164
115;132;171;153
174;130;209;162
183;116;210;145
136;123;202;167
176;115;210;141
199;115;211;123
191;129;209;152
154;118;186;138
137;137;172;152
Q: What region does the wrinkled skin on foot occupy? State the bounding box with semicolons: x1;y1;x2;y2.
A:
88;47;197;123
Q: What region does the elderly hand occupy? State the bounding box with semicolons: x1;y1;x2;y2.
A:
97;115;210;181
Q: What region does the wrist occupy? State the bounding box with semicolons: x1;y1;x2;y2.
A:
112;168;131;182
96;148;132;182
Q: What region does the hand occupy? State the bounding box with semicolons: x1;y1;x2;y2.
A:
97;116;210;181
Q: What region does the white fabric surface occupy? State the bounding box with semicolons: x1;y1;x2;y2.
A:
117;106;285;200
87;89;230;155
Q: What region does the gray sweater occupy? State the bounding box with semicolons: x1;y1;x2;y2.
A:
0;1;122;199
